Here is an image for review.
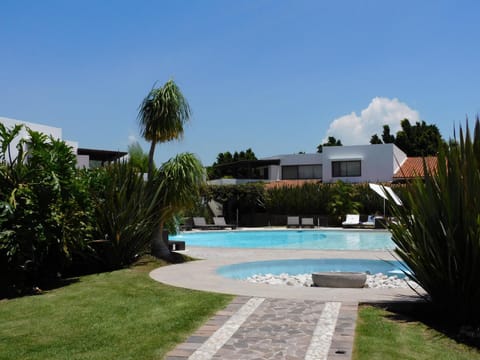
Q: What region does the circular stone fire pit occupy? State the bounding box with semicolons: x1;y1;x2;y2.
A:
312;272;367;288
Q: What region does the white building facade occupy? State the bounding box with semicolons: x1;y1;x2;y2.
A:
252;144;407;184
0;117;125;168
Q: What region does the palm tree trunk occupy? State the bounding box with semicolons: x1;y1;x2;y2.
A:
151;222;173;261
147;141;156;181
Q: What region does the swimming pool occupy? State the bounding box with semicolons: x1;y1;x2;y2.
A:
170;230;394;250
217;258;408;279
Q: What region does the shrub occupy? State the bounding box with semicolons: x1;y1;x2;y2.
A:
327;181;362;225
0;125;93;294
264;182;331;215
389;118;480;325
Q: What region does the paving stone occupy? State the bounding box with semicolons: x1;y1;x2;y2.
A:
166;296;358;360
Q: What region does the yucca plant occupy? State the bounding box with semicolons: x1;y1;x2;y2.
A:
388;118;480;325
92;163;163;270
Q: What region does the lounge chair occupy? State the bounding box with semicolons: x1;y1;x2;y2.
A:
213;216;237;229
360;215;376;228
192;217;218;230
287;216;300;228
342;214;360;228
301;217;315;228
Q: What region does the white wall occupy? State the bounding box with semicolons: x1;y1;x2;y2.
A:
263;153;323;180
322;144;406;183
0;117;64;162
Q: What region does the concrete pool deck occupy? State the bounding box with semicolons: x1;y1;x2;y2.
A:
150;246;422;302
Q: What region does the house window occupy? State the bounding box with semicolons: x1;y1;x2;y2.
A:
282;166;298;179
282;165;322;180
332;161;361;177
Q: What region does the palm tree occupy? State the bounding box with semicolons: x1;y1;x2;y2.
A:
138;80;191;180
151;153;205;259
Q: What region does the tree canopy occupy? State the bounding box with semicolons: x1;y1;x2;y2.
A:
208;148;258;179
317;136;342;153
138;80;191;180
370;119;444;156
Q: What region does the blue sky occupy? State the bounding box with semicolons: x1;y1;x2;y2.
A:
1;0;480;166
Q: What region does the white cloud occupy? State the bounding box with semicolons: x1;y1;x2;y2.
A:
128;134;138;144
324;97;420;145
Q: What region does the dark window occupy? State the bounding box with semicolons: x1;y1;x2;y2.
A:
282;165;322;180
282;166;298;180
332;161;361;177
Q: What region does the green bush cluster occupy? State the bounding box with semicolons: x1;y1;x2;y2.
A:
0;125;204;295
0;125;95;294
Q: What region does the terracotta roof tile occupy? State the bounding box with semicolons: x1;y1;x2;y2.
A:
393;157;438;179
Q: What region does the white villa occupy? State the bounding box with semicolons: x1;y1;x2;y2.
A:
0;117;126;168
209;143;431;185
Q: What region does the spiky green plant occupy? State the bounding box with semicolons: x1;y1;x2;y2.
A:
388;118;480;325
92;163;163;270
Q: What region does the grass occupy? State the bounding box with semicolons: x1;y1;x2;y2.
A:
0;256;233;360
353;305;480;360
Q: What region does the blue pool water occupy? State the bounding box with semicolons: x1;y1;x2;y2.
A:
217;258;408;279
170;230;394;250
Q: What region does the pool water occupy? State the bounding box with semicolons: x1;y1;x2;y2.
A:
170;230;394;250
217;258;408;279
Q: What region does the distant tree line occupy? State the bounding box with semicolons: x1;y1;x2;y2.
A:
317;119;444;157
370;119;444;156
208;148;258;179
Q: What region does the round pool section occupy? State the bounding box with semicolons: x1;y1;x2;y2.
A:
217;259;408;279
170;230;393;250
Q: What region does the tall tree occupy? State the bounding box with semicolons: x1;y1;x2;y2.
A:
395;119;443;156
370;134;383;144
370;119;444;156
138;80;191;180
209;148;257;179
317;136;342;153
381;125;396;143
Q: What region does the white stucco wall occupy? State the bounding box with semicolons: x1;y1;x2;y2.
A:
322;144;406;183
262;144;407;183
0;117;90;169
263;153;323;180
0;117;64;162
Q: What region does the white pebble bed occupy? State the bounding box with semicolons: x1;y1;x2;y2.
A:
245;273;418;289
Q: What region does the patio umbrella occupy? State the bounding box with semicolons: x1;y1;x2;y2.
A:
368;183;402;216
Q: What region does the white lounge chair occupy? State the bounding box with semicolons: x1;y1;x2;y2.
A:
361;215;376;228
342;214;360;227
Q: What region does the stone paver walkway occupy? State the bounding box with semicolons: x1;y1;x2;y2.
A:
165;296;358;360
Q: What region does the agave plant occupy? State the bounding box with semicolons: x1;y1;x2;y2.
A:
388;118;480;325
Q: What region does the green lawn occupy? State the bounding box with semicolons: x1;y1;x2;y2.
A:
354;305;480;360
0;257;233;360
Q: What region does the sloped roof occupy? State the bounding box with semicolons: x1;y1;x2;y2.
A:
393;157;438;180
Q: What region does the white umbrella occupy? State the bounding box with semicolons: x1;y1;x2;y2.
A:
368;183;402;216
